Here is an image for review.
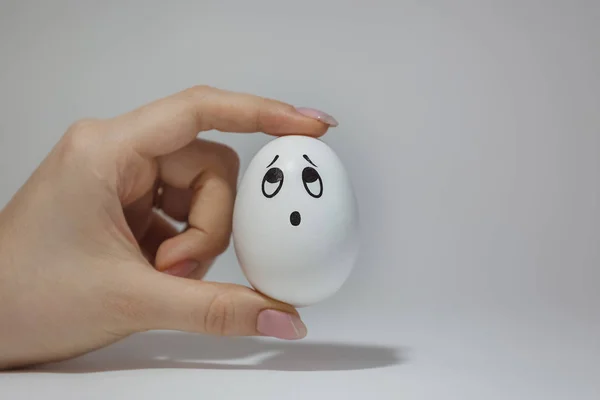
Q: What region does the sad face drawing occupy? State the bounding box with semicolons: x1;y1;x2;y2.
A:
261;153;323;227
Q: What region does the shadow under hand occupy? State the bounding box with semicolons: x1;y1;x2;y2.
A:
34;331;404;373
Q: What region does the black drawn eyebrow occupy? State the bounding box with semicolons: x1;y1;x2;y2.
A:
266;155;279;168
303;154;317;168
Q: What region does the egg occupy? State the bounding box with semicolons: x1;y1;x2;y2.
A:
232;135;359;307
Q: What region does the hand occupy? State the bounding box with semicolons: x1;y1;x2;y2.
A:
0;86;337;369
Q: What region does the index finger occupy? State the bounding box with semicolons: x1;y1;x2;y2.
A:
110;85;337;158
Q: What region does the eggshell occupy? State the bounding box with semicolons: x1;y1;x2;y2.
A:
232;135;359;307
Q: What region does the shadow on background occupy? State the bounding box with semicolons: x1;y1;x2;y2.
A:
27;331;404;373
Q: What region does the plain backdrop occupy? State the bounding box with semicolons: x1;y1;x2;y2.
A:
1;1;599;399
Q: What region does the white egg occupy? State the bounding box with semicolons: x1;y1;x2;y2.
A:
232;135;359;307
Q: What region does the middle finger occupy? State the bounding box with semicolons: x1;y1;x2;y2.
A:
153;138;239;274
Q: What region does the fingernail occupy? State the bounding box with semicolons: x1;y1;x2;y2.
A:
257;310;307;340
163;260;199;277
295;107;339;127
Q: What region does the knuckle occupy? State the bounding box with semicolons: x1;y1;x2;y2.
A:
180;86;214;130
216;143;240;171
185;85;213;100
225;146;241;170
60;118;104;158
202;292;237;335
66;117;102;135
191;84;213;93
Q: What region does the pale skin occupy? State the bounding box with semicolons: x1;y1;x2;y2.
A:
0;86;338;370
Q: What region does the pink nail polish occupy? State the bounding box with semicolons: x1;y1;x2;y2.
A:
295;107;339;127
163;260;199;277
257;310;307;340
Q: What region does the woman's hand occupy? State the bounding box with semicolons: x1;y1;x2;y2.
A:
0;86;337;369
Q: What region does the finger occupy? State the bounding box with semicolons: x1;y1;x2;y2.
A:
156;139;239;192
110;85;334;158
139;211;179;265
154;139;239;273
155;171;234;272
130;271;307;340
159;185;193;222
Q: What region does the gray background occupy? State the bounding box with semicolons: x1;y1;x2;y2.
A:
1;0;599;399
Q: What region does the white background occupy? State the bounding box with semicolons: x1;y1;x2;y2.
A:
1;1;599;399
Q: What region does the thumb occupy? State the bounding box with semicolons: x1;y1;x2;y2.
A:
130;270;307;340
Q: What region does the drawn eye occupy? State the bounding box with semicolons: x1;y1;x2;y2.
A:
262;167;284;198
302;167;323;198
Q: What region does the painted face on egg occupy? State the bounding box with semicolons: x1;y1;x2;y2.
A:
233;135;359;307
261;153;323;227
